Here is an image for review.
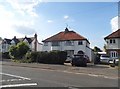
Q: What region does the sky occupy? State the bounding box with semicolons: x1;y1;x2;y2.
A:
0;0;119;50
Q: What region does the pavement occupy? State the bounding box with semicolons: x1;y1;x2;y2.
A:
1;59;119;79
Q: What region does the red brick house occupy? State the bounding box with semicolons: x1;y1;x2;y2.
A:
104;29;120;58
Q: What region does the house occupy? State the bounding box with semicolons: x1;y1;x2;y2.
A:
42;27;93;61
104;29;120;58
2;34;42;53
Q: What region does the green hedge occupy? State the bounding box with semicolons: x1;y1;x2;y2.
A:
2;52;10;59
25;51;67;64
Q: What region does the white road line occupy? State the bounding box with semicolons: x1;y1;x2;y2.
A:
0;83;37;88
0;73;31;80
0;79;23;82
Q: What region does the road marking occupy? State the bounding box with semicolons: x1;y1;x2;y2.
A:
0;73;31;80
0;79;23;82
0;83;37;88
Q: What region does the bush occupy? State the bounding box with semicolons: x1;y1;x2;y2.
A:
26;51;67;64
2;52;10;59
9;42;30;60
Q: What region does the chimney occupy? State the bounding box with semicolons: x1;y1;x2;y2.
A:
65;27;69;33
14;36;16;39
34;33;37;52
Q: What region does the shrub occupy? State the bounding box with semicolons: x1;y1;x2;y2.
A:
2;52;10;59
9;42;30;60
27;51;67;64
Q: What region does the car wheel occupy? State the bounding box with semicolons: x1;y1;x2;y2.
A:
71;63;74;66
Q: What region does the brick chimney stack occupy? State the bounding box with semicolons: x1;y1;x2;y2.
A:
34;33;37;52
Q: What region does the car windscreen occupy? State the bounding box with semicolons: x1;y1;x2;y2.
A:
101;55;109;57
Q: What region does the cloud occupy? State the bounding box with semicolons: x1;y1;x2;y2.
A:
14;25;36;35
63;15;75;22
110;16;120;32
0;1;39;38
47;20;53;23
6;0;42;17
64;15;69;19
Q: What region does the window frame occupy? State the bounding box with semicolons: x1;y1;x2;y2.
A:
78;41;83;45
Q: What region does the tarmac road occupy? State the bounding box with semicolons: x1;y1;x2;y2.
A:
1;62;118;88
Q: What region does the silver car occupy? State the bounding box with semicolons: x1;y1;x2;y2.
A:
109;58;119;65
100;54;111;64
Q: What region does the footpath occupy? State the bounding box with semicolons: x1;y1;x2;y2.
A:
1;60;119;79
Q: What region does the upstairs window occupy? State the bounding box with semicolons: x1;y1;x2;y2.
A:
52;42;60;46
44;42;48;46
113;39;116;43
109;39;116;44
65;41;74;46
78;41;83;45
110;39;112;43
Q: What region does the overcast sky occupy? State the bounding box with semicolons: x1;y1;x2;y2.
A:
0;0;119;49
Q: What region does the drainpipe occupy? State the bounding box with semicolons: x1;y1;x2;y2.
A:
34;34;37;52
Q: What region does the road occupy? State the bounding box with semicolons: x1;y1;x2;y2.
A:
0;63;119;89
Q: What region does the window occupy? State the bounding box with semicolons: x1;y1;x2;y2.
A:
78;41;83;45
110;39;112;43
52;42;60;46
109;39;116;44
113;39;115;43
44;42;48;46
110;51;118;58
65;41;74;46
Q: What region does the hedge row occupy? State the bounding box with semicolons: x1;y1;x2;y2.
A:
25;51;67;64
2;52;10;59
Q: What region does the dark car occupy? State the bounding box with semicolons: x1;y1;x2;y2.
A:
71;54;87;67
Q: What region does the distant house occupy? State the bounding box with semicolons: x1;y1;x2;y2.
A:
2;34;42;53
104;29;120;58
42;27;93;61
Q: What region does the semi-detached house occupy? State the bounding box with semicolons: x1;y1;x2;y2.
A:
42;28;93;61
1;34;42;53
104;29;120;58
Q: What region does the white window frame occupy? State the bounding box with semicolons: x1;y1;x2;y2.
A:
110;51;118;58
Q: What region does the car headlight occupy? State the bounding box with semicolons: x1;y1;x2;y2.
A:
109;61;114;63
115;59;119;62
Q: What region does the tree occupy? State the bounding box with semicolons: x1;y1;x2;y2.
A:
17;42;30;58
9;42;30;59
93;46;102;52
9;45;18;59
103;44;107;52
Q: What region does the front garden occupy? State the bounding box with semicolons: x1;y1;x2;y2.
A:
7;42;67;65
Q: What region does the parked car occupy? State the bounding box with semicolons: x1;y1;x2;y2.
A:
71;54;87;67
100;54;111;64
109;58;119;66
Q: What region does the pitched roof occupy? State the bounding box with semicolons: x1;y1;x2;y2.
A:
3;36;35;44
104;29;120;39
42;28;89;43
12;36;20;44
3;39;12;44
23;37;35;44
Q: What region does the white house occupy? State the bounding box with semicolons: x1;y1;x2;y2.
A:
42;28;93;61
2;34;43;53
104;29;120;58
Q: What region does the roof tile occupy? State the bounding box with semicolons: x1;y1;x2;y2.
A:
104;29;120;39
42;28;89;43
